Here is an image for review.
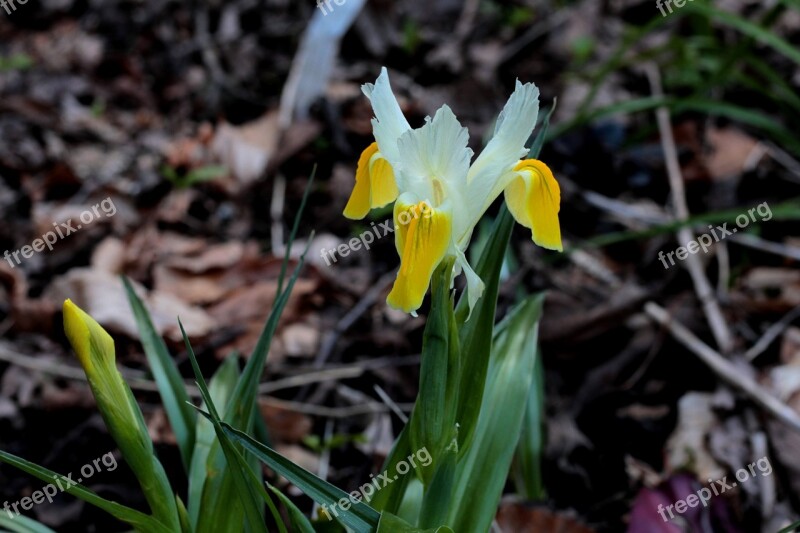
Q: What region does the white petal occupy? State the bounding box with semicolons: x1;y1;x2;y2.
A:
396;105;472;186
362;67;411;173
463;81;540;225
456;248;484;319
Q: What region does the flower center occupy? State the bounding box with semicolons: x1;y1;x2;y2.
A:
431;178;445;206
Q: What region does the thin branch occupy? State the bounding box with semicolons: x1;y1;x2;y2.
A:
646;63;734;353
645;302;800;433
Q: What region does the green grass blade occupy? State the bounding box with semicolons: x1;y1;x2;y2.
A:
277;166;316;296
267;483;315;533
122;277;196;472
181;321;276;533
209;419;381;533
447;294;545;532
0;450;173;533
376;511;453;532
512;350;546;500
685;3;800;66
365;424;413;514
187;355;239;527
0;513;57;533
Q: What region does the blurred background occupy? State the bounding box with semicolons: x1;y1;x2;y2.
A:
1;0;799;531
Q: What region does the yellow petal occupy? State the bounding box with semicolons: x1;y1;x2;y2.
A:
368;156;399;208
505;159;562;251
388;200;452;313
343;142;399;219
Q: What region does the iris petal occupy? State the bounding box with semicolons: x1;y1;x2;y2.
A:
343;142;399;219
388;200;453;314
504;159;562;251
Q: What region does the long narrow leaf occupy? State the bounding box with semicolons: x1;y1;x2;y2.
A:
181;322;273;533
0;512;57;533
208;419;381;533
0;450;172;533
448;295;545;532
123;277;196;472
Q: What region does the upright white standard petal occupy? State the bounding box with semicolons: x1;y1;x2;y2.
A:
458;81;541;242
362;67;411;176
395;105;473;226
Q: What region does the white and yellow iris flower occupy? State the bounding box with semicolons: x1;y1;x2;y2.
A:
345;67;562;315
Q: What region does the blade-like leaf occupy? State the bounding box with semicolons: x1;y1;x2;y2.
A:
0;450;172;533
366;424;413;514
512;347;546;500
376;512;453;533
267;483;315;533
123;277;196;472
187;354;239;527
207;418;381;533
453;103;554;454
447;295;545;533
181;322;273;533
0;512;57;533
195;169;314;530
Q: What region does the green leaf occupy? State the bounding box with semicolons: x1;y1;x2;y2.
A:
195;168;314;530
0;450;173;533
366;425;413;514
417;440;457;529
207;419;381;533
376;512;453;533
512;349;546;500
123;277;196;472
187;355;239;527
453;102;554;454
778;519;800;533
181;322;273;533
0;513;57;533
410;258;459;485
267;483;315;533
685;2;800;66
447;294;545;533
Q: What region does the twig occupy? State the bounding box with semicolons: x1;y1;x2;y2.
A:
745;304;800;361
646;64;734;354
374;384;409;423
644;302;800;432
313;271;397;367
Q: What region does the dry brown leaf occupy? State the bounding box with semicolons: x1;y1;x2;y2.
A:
496;502;596;533
259;402;313;443
46;268;213;341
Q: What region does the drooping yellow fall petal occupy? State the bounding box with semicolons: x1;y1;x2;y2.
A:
343;142;399;219
388;200;452;313
344;143;378;219
504;159;562;251
369;156;399;208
